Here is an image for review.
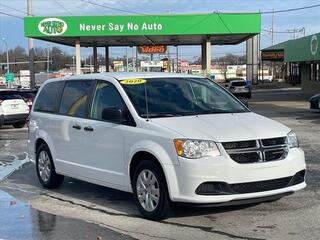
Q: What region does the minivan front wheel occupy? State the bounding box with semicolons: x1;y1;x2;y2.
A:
36;144;64;188
132;160;171;220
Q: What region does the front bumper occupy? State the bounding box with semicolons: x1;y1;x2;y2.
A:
165;147;306;204
0;113;29;125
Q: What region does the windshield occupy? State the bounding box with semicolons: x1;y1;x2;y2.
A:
120;77;249;118
0;91;23;100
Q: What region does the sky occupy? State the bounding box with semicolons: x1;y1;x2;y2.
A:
0;0;319;61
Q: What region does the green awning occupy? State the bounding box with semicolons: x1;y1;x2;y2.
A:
24;13;261;47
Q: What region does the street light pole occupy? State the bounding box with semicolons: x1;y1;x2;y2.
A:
1;38;9;74
27;0;35;89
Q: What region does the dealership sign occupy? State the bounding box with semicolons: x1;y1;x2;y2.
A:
38;18;68;36
24;14;261;37
138;46;167;54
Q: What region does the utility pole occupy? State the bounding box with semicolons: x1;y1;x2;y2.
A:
46;43;50;79
176;46;179;73
125;47;128;71
27;0;35;89
271;9;275;79
132;47;135;72
2;38;9;88
271;9;275;46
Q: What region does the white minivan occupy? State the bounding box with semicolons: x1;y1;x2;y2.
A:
28;73;306;220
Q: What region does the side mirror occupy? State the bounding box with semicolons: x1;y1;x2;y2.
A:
102;107;126;123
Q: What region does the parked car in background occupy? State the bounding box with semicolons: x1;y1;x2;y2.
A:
17;89;38;109
227;80;251;98
0;90;30;128
309;93;320;110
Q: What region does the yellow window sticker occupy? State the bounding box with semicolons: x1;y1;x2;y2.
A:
120;79;146;85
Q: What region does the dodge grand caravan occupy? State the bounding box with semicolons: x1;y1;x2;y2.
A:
28;73;306;220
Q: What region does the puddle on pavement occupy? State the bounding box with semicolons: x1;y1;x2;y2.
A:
0;190;134;240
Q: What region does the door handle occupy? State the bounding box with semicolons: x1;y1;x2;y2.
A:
72;124;81;130
84;126;94;132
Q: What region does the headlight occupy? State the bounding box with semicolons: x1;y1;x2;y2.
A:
174;139;221;159
287;131;299;148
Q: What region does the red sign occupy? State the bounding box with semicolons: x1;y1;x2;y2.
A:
261;51;284;61
138;45;167;54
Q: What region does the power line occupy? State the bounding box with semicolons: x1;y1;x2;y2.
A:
260;4;320;14
0;3;28;15
53;0;73;15
81;0;146;15
262;28;305;34
0;11;23;19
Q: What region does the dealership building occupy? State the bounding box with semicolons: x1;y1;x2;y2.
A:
262;32;320;96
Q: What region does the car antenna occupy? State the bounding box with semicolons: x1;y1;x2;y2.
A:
144;82;150;122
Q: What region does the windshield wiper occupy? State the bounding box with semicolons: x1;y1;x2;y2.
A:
140;113;183;118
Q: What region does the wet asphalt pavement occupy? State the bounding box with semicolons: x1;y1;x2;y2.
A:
0;88;320;240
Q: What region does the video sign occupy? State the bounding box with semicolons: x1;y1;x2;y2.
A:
138;45;167;54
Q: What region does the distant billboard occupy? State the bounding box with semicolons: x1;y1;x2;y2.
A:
138;46;167;54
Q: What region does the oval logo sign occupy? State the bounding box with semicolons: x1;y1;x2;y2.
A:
38;18;67;36
311;35;318;56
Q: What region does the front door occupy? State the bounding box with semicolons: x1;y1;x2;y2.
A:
82;81;133;187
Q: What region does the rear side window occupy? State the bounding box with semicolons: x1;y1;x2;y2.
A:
34;82;64;113
59;81;94;118
0;92;22;100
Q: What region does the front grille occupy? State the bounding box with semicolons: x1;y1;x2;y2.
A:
222;137;288;164
230;177;291;194
229;152;260;164
195;170;305;195
261;137;286;146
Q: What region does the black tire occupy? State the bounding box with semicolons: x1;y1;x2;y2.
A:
246;92;252;99
36;143;64;188
132;160;171;220
13;122;25;128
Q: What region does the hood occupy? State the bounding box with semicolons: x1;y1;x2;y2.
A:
151;112;290;142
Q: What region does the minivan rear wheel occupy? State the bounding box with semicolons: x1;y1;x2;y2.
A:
36;144;64;188
132;160;171;220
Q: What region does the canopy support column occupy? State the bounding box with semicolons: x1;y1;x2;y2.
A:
75;39;81;75
105;46;109;72
246;35;259;84
201;39;211;77
93;46;98;73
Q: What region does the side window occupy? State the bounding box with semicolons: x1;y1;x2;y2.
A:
34;81;64;113
91;81;129;123
59;81;94;118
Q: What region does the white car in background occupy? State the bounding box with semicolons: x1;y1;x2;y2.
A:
0;90;30;128
227;79;251;98
28;73;306;220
